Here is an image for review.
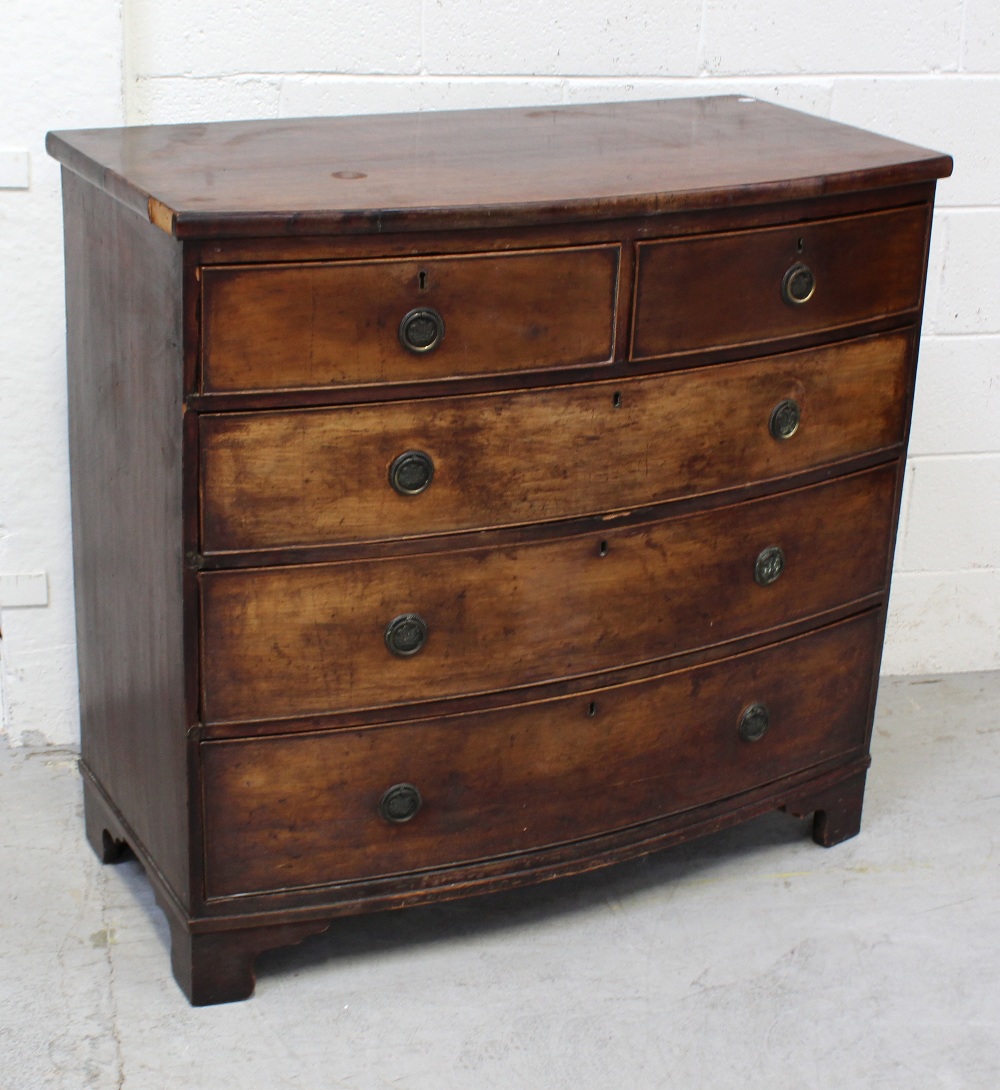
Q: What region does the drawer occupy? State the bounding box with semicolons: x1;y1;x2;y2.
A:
200;245;619;393
200;464;896;723
200;332;909;553
201;611;878;897
632;205;929;360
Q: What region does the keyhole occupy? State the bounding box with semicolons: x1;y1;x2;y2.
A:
796;237;804;253
612;391;622;409
588;701;598;717
418;270;428;291
599;540;609;557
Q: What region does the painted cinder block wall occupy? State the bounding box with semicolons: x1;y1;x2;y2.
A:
3;1;998;745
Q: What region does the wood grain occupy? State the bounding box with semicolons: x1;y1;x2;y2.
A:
61;170;191;902
200;465;897;722
201;612;877;897
51;98;946;1004
46;98;951;238
632;204;930;359
200;331;909;553
201;245;619;392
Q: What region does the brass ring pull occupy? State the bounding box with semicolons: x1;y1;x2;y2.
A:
389;451;435;495
781;263;815;305
754;546;785;587
384;613;429;656
738;703;770;743
399;307;444;353
769;399;801;440
379;783;422;823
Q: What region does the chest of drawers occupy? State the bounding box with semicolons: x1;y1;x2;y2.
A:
48;98;951;1004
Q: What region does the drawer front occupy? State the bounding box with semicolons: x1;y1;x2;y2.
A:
201;612;878;897
201;332;909;553
200;465;897;723
632;205;929;360
201;245;619;393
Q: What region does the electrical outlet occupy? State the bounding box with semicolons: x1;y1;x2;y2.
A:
0;573;48;607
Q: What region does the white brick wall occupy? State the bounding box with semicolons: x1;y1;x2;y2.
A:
1;0;124;745
3;1;998;743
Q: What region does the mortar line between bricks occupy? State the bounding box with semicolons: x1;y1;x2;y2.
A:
891;567;1000;577
932;206;1000;214
905;452;1000;464
958;0;970;71
695;0;709;77
922;332;1000;339
132;70;999;83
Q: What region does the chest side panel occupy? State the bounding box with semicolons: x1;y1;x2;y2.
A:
62;171;192;903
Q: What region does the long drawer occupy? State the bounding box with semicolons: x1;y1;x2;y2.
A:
632;205;929;360
200;245;620;393
200;612;878;898
200;332;909;553
200;465;896;723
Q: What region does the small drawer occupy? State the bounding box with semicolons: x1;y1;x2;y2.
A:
632;205;929;360
200;331;909;553
201;612;878;897
199;464;897;723
200;245;620;393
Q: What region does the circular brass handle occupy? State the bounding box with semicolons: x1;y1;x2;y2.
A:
379;783;422;823
738;703;770;743
399;307;444;353
384;613;428;656
781;263;815;306
754;546;785;587
769;398;801;440
390;450;435;495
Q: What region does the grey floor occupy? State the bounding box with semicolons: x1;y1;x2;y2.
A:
2;673;999;1090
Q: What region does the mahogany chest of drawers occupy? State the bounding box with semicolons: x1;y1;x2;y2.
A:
48;98;951;1004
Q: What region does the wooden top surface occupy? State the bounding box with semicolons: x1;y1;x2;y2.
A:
46;97;952;239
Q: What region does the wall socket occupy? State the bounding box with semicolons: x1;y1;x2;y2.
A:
0;573;48;608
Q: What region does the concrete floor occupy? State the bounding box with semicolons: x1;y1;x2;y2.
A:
2;673;999;1090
